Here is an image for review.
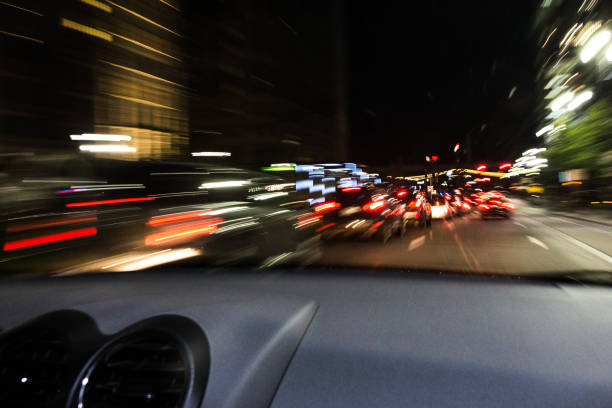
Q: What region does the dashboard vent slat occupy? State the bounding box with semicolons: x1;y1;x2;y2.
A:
78;330;188;408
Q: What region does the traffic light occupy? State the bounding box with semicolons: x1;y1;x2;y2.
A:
431;155;439;162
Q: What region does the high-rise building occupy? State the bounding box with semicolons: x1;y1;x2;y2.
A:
1;0;346;164
1;0;188;159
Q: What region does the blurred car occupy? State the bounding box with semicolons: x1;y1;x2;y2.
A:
399;191;431;233
430;194;453;220
0;157;319;272
478;197;515;219
319;186;403;242
450;194;472;217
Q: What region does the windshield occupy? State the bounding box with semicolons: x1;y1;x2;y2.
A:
1;0;611;279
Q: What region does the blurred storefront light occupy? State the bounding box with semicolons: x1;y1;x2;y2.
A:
199;180;250;189
71;133;131;141
79;144;136;153
191;151;231;157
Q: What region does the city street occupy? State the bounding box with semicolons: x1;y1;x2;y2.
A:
318;199;612;274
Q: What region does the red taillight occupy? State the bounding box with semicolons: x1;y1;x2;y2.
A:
362;200;385;212
490;199;502;206
314;201;341;213
145;222;219;246
478;204;490;210
3;227;97;251
396;189;408;198
342;187;362;192
462;203;471;210
502;202;515;210
408;199;422;208
444;195;451;201
147;210;210;226
435;201;440;206
316;222;336;232
66;197;155;207
464;197;472;204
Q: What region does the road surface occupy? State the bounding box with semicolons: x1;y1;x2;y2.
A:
317;199;612;274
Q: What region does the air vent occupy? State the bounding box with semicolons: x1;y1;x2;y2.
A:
0;329;70;408
76;330;188;408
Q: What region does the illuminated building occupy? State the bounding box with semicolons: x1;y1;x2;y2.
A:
1;0;187;159
1;0;346;163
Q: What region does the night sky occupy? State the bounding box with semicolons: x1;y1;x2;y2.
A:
347;1;539;166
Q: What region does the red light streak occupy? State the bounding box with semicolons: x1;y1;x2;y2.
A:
362;201;385;212
478;204;490;210
147;210;210;226
341;187;362;192
314;201;340;213
502;202;515;209
396;189;408;198
3;227;97;251
66;197;155;207
499;163;512;170
316;222;336;232
145;224;217;246
476;164;487;171
369;221;384;231
297;214;322;228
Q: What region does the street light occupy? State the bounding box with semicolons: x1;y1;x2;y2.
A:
580;29;611;63
551;91;574;111
453;143;460;153
535;124;554;137
567;90;593;110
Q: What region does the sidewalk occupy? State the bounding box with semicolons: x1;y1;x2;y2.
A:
514;196;612;227
552;208;612;227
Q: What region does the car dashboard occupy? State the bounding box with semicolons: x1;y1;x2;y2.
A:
0;270;611;407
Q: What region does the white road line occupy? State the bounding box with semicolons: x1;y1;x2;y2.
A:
408;235;426;251
553;216;612;235
560;234;612;265
514;221;527;229
526;235;549;250
529;218;612;265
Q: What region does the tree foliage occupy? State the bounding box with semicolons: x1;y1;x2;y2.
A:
545;98;612;179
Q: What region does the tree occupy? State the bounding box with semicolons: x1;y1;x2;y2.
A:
545;98;612;179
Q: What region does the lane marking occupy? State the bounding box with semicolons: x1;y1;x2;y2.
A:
514;221;527;229
453;232;476;272
526;235;549;250
408;235;426;251
529;218;612;265
552;216;612;236
560;234;612;265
